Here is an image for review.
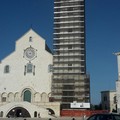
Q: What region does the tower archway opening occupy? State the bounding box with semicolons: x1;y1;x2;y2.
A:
6;107;31;118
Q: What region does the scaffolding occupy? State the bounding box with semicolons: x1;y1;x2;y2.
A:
52;0;90;109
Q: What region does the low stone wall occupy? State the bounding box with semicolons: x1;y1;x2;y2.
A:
60;110;109;117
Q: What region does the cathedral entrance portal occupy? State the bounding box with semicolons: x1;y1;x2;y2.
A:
7;107;31;118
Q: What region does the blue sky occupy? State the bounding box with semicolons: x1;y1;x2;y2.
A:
0;0;120;104
86;0;120;104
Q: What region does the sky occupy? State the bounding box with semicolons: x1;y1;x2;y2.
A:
0;0;120;104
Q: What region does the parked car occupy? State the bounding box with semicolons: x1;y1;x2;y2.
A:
86;113;120;120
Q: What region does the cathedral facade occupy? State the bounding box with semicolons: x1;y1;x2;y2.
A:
0;29;60;118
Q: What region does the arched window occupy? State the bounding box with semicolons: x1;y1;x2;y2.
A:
1;111;3;117
0;111;4;117
23;90;31;102
34;111;37;117
4;65;10;73
24;63;35;75
2;93;7;102
48;64;53;72
29;36;32;42
27;63;33;73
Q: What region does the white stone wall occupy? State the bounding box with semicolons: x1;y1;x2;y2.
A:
0;91;50;103
0;102;51;118
0;29;60;117
0;29;52;94
116;80;120;113
109;91;116;112
115;53;120;113
101;90;116;112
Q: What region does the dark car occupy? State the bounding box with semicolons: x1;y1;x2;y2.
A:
86;113;120;120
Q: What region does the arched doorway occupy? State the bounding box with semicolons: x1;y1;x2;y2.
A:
23;90;31;102
6;107;31;118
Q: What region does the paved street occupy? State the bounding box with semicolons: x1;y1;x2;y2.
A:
0;117;85;120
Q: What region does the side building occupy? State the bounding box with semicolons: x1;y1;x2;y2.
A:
101;90;117;112
52;0;90;109
0;29;60;118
